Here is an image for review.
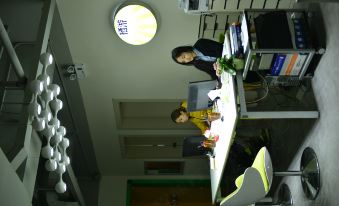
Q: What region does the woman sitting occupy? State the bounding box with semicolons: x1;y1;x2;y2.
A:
171;38;222;80
171;38;259;82
171;100;212;134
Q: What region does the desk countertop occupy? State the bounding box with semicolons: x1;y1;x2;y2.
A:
209;72;238;203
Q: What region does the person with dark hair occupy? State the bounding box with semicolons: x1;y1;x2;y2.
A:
172;38;261;83
171;100;212;134
171;38;223;80
171;101;271;190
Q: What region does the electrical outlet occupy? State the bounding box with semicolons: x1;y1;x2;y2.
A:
74;63;86;79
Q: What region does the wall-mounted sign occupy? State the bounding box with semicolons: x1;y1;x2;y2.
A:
113;4;157;45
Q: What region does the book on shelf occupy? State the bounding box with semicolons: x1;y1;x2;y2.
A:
229;24;244;57
273;53;308;76
223;31;232;59
287;13;309;49
241;15;249;50
284;54;298;75
259;54;274;70
229;26;235;55
279;54;293;75
235;24;243;54
271;54;286;76
286;14;297;49
293;18;309;49
291;54;307;75
230;25;238;55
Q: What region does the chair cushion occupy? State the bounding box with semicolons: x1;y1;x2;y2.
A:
220;167;265;206
220;173;244;204
251;147;269;192
235;174;244;188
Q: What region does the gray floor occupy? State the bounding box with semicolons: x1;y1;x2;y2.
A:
268;2;339;206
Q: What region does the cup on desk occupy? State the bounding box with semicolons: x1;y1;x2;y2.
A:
208;112;221;121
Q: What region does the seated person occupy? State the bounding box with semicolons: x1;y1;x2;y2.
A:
172;38;222;80
171;100;212;134
172;100;270;175
171;38;260;82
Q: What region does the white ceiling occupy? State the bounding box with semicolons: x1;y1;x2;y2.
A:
56;0;211;175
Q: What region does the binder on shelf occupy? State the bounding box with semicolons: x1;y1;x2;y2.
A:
285;54;298;75
291;54;307;75
231;25;238;54
235;24;243;55
229;27;235;55
223;31;232;59
259;54;274;70
230;25;238;55
286;14;297;49
291;17;309;49
271;54;286;76
229;23;243;56
241;15;249;50
279;54;293;75
229;30;234;55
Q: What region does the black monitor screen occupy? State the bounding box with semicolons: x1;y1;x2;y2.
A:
187;80;217;112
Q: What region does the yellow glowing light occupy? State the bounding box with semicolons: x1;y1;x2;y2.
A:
113;4;157;45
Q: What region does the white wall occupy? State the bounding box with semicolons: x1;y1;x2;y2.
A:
56;1;213;205
56;0;210;176
0;0;42;42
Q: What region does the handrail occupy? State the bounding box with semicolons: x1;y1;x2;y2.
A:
0;18;26;83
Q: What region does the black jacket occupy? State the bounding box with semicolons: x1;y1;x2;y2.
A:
193;38;223;80
192;38;259;82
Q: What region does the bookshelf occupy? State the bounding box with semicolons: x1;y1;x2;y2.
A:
240;9;316;82
195;0;296;40
180;0;295;15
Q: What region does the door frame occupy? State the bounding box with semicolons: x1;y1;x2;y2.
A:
126;179;210;206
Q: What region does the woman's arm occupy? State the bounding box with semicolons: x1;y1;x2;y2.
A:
190;118;209;134
194;60;218;80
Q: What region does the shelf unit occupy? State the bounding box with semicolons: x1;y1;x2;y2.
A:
240;9;316;81
196;0;295;40
182;0;294;15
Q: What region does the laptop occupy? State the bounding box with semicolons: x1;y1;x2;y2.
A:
187;80;218;112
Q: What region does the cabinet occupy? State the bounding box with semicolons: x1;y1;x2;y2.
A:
180;0;294;14
240;9;316;83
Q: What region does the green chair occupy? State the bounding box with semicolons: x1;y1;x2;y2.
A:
220;147;321;206
220;147;273;206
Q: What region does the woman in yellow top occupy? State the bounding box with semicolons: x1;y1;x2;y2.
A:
171;100;212;134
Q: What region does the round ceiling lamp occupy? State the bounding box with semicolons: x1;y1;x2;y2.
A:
112;1;158;45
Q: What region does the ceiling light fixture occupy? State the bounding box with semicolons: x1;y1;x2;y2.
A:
112;1;158;45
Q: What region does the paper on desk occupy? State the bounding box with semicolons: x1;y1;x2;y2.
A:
210;157;216;170
208;89;221;101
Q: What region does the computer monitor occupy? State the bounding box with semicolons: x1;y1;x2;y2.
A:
187;80;218;112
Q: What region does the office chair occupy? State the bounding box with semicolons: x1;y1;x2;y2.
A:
220;147;272;206
220;147;320;206
182;136;210;157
